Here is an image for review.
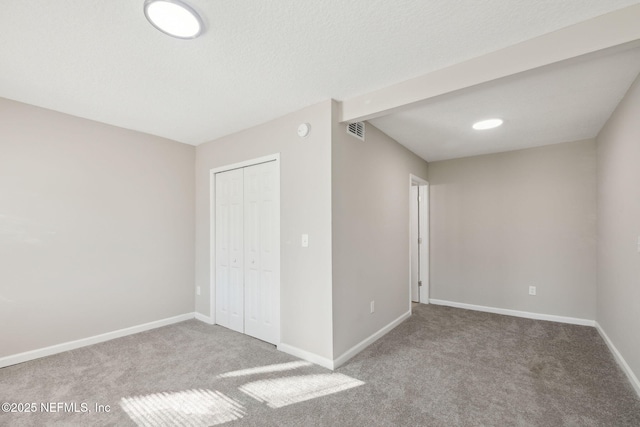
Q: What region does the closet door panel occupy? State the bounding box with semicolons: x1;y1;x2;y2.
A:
214;171;231;328
215;168;244;333
244;170;260;331
244;161;279;344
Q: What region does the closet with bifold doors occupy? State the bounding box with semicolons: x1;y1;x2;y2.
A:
214;159;280;345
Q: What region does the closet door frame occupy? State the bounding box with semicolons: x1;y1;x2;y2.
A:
209;153;281;345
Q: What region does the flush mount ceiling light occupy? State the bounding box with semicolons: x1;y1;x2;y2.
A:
472;118;503;130
144;0;204;39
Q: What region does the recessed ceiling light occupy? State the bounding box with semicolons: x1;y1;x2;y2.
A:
472;118;503;130
144;0;204;39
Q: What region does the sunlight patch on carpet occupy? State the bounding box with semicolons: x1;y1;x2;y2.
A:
239;373;365;408
121;388;244;427
217;361;312;378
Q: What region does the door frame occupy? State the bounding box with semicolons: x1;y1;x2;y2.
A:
409;174;429;308
209;153;281;344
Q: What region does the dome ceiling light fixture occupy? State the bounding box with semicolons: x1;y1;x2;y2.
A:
144;0;204;39
472;118;504;130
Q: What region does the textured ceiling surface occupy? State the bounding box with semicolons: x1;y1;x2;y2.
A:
1;0;639;148
370;46;640;162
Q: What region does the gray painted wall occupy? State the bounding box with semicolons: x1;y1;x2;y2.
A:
596;74;640;382
428;140;597;320
0;97;195;358
195;100;334;360
331;116;429;358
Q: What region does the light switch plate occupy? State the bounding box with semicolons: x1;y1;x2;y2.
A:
302;234;309;248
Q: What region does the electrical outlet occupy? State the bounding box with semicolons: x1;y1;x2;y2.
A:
196;286;201;296
370;301;375;313
529;286;537;296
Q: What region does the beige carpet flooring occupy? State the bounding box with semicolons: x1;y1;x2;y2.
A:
1;304;640;426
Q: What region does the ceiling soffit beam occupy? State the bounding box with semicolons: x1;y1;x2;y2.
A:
339;4;640;124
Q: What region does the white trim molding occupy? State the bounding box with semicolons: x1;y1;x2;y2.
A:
194;312;215;325
277;343;335;370
333;310;412;369
595;322;640;398
429;299;595;326
209;154;280;175
279;311;412;370
0;313;195;369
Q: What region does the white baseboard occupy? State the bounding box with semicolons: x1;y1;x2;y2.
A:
429;299;595;327
333;310;412;369
0;313;195;369
595;322;640;398
194;312;215;325
275;311;412;371
277;343;335;370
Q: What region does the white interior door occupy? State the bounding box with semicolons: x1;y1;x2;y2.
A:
244;161;280;345
214;158;280;345
215;168;244;333
410;185;420;302
410;175;429;306
418;184;429;303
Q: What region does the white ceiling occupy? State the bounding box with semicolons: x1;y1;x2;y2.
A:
370;46;640;162
0;0;639;154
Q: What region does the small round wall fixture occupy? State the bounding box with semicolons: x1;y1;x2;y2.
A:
472;118;503;130
144;0;204;39
297;123;311;138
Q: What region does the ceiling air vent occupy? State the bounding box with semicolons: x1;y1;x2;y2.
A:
346;122;365;141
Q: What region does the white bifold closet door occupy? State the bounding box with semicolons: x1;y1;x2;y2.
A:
215;168;245;333
215;161;279;345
